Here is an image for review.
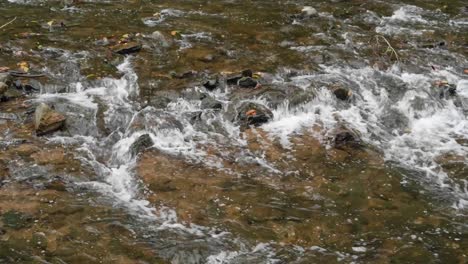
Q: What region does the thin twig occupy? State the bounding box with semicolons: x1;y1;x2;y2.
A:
0;17;17;30
375;35;400;62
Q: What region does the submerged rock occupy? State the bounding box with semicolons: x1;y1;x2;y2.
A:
130;134;154;157
331;127;361;149
150;31;171;47
34;103;66;136
236;102;273;128
2;210;33;230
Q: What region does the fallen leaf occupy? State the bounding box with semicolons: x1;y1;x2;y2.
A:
170;30;181;37
0;66;9;72
17;61;29;73
47;20;54;27
246;109;257;116
464;69;468;75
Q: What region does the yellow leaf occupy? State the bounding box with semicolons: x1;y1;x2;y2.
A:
18;61;29;73
47;20;54;27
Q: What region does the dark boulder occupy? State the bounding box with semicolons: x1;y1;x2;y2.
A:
203;79;219;91
331;85;352;101
236;102;273;128
241;69;253;78
130;134;154;157
238;77;258;88
112;42;142;55
227;74;242;86
226;69;254;85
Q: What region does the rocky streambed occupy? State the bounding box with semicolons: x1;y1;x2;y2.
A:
0;0;467;263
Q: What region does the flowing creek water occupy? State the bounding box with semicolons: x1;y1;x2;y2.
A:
0;0;467;263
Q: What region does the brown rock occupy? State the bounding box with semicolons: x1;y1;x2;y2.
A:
34;103;66;136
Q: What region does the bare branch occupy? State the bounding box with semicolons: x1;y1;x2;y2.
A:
0;17;17;30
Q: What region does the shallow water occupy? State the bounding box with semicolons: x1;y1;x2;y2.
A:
0;0;467;263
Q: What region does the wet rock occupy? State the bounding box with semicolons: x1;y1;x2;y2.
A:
34;103;66;136
201;96;222;110
182;88;207;101
331;85;352;101
148;96;172;109
238;77;258;88
128;109;184;135
288;89;316;108
236;102;273;128
112;42;142;55
331;127;361;149
381;109;409;131
46;98;99;137
23;79;42;92
130;134;154;157
203;79;219;91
